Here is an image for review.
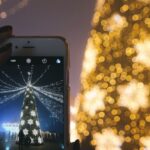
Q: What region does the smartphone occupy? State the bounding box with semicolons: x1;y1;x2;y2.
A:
0;36;69;150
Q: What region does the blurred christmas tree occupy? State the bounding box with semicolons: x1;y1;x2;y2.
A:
18;84;43;145
76;0;150;149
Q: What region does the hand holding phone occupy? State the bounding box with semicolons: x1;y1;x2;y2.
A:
0;26;80;150
0;26;12;64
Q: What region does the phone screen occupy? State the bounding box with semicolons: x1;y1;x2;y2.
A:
0;57;65;150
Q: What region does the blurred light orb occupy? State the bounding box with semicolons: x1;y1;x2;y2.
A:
0;11;7;19
133;39;150;68
93;128;124;150
0;0;30;20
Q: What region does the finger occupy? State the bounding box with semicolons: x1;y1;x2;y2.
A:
0;43;12;65
0;25;13;44
0;43;12;53
73;140;80;150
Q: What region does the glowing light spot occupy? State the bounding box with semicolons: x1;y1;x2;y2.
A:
36;121;40;126
83;86;106;116
81;38;98;78
23;128;28;135
92;0;105;26
117;80;149;113
93;128;124;150
26;95;29;98
28;119;33;125
32;129;38;136
104;13;128;32
20;112;23;117
140;136;150;149
0;11;7;19
2;123;19;134
133;39;150;68
70;120;79;143
30;110;36;117
70;106;78;116
25;106;29;109
38;137;43;144
21;120;25;126
120;4;129;13
26;88;30;91
6;146;10;150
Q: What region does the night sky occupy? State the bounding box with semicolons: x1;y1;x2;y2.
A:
0;0;96;102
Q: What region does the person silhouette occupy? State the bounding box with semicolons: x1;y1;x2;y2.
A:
0;25;80;150
18;129;25;150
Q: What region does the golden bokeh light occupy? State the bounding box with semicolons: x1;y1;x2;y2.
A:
74;0;150;149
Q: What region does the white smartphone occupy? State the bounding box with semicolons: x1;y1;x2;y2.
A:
0;36;69;150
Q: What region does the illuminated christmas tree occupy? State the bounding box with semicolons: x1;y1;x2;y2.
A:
18;84;43;145
75;0;150;149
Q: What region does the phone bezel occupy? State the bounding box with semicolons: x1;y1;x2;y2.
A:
7;36;70;149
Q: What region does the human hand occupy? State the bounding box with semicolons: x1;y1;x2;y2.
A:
0;25;12;64
0;25;80;150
